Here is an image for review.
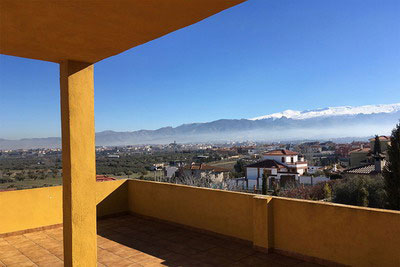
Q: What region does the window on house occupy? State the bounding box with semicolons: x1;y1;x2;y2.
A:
282;157;285;162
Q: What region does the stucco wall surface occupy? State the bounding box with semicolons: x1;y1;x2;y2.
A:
0;179;129;235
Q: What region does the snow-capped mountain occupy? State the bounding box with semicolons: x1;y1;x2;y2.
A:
1;103;400;149
250;103;400;121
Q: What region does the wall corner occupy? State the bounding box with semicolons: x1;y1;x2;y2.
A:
252;195;273;253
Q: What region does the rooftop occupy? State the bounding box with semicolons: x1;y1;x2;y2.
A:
349;148;371;154
369;136;391;142
264;150;298;156
96;175;117;182
246;159;287;169
343;164;379;175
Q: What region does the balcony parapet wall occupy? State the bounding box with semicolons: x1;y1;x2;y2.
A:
128;179;400;267
0;179;128;236
0;179;399;266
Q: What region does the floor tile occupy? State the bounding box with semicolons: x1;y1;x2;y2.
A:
0;254;32;265
1;215;313;266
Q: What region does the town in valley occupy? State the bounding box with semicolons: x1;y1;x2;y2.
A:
0;133;393;209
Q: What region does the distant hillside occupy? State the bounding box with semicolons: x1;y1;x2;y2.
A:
1;103;399;149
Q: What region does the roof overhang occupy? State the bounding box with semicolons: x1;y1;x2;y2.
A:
0;0;246;63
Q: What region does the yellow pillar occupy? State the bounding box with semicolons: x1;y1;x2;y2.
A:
60;60;97;266
253;196;273;252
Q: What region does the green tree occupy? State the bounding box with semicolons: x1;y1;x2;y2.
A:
332;175;385;208
357;179;369;207
323;183;332;201
234;160;246;174
39;172;46;180
262;172;268;195
15;175;25;181
272;181;280;196
51;168;59;178
383;123;400;210
373;135;382;155
126;170;133;178
28;171;36;180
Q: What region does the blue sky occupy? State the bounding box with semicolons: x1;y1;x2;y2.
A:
1;0;399;139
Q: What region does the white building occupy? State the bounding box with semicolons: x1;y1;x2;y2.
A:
150;163;165;171
307;166;323;174
245;159;299;189
164;166;178;179
263;149;307;175
180;163;230;183
245;149;308;189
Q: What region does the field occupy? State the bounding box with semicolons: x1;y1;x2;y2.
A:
0;150;241;190
0;175;62;191
208;160;238;171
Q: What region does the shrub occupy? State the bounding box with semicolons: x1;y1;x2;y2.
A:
278;181;336;200
323;183;332;201
332;175;385;208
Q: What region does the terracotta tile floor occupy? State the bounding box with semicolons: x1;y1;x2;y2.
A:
0;215;322;266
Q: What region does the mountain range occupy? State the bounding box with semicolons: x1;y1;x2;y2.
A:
1;103;399;149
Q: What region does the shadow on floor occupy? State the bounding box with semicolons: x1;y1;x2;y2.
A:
97;215;321;266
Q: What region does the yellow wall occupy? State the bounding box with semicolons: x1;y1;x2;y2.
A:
252;195;273;250
1;179;399;267
97;179;129;217
272;197;400;267
0;186;62;235
0;180;129;235
128;179;254;241
128;180;400;267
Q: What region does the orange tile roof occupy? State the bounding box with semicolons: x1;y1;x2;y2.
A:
246;159;287;169
369;136;390;142
96;175;116;182
349;148;370;154
264;149;298;156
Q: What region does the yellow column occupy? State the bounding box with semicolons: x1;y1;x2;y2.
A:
60;60;97;266
253;196;274;252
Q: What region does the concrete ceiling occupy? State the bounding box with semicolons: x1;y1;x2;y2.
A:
0;0;246;63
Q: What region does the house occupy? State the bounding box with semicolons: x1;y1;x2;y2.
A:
343;155;386;178
307;166;323;174
150;163;165;171
349;137;390;168
335;144;353;157
349;147;371;167
369;136;391;152
245;159;299;189
180;163;230;183
164;166;179;179
244;149;308;189
263;149;308;175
